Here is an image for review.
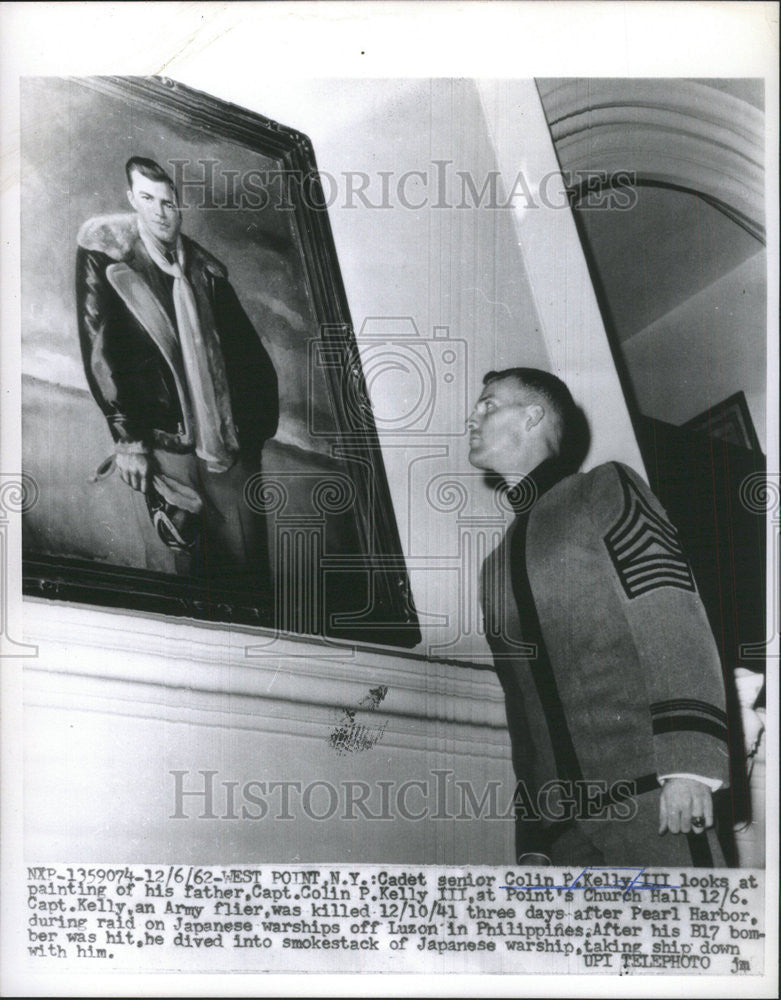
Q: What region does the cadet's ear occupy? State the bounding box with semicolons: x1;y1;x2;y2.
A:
127;188;136;210
525;403;544;431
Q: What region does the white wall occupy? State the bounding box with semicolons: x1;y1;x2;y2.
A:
23;601;514;865
477;79;645;476
622;250;767;451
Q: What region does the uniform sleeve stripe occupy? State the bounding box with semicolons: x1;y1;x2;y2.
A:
651;699;728;724
652;715;729;743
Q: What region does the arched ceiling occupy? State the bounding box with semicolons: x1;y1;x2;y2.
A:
573;184;763;343
537;78;766;345
537;78;765;241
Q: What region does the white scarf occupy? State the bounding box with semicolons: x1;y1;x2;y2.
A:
139;222;239;472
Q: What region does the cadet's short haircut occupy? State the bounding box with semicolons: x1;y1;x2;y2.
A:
482;367;578;457
125;156;177;195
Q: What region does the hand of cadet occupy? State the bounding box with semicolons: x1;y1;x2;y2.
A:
116;451;151;493
659;777;713;835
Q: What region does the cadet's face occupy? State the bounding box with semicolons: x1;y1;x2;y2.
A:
466;378;531;474
128;172;181;246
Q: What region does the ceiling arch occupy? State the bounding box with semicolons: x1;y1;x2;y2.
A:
536;79;765;241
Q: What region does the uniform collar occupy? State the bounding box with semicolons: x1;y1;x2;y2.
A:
504;458;565;516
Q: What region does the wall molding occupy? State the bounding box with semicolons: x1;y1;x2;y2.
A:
23;598;509;757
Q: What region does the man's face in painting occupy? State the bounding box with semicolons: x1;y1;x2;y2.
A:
127;170;181;248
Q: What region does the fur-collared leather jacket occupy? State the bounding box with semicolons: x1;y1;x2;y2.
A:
76;213;278;458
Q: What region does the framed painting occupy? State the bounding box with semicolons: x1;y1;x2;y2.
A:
20;75;420;648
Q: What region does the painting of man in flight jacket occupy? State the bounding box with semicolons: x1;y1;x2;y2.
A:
20;75;419;643
75;156;279;589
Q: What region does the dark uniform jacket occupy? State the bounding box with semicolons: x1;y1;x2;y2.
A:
481;459;731;860
76;213;278;460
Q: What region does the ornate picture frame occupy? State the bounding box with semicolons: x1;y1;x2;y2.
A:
21;76;420;648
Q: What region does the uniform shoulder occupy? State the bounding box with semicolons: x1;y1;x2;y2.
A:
583;460;651;494
543;462;652;525
185;236;228;280
77;213;138;261
584;461;663;528
533;467;590;523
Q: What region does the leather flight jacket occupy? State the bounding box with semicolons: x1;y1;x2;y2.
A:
76;213;279;460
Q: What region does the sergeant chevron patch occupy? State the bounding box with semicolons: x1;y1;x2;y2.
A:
604;464;696;599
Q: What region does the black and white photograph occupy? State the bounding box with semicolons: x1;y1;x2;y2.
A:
1;2;777;996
